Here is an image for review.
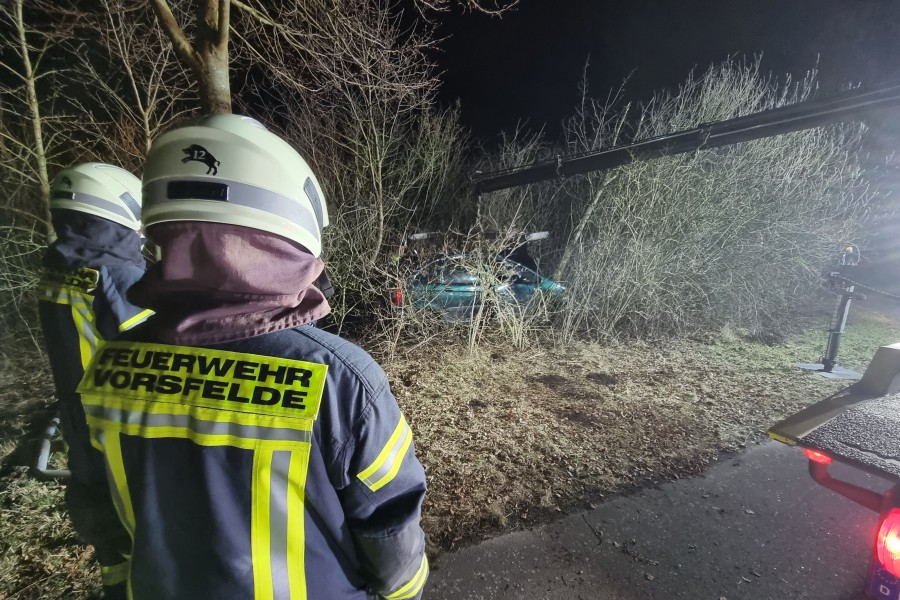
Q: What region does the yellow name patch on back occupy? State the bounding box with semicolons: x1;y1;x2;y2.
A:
78;341;327;420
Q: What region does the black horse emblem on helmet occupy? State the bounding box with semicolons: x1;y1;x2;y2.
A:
182;144;220;175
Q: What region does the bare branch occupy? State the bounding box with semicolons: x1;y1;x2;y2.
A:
217;0;230;49
150;0;202;74
231;0;283;30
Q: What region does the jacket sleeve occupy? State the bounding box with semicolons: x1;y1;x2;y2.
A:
339;378;429;600
94;265;153;339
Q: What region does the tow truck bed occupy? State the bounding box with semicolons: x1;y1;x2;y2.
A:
802;394;900;481
770;343;900;481
769;344;900;600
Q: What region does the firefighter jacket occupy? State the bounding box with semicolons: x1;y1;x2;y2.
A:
77;324;429;600
38;213;152;589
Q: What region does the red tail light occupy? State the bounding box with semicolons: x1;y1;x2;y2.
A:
877;509;900;577
803;448;832;465
390;288;403;305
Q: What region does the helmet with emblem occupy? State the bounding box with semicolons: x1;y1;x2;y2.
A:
141;114;329;258
50;163;143;231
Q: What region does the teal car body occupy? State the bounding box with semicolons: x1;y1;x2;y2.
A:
402;255;565;321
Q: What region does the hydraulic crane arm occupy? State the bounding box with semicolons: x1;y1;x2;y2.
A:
473;81;900;194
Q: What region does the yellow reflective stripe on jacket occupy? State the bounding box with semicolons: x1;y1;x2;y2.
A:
80;341;325;598
249;446;313;600
83;404;313;452
385;555;429;600
357;415;412;492
100;560;130;586
99;429;136;539
86;415;315;599
118;309;154;332
252;448;275;600
43;284;99;369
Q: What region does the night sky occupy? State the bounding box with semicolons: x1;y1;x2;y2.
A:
430;0;900;142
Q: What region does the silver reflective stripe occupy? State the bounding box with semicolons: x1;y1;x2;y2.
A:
53;191;134;222
145;178;319;236
74;303;97;352
44;287;92;304
303;177;325;234
119;191;141;220
44;284;100;367
84;405;312;443
269;451;292;600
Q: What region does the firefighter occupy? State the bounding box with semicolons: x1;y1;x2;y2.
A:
38;163;153;598
77;114;429;599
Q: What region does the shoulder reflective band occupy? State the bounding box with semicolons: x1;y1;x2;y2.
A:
78;341;327;420
357;415;412;492
385;555;429;600
41;267;101;293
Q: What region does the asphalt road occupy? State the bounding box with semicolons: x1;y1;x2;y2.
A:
425;441;895;600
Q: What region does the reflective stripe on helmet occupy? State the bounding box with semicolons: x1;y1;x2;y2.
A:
50;163;143;230
52;191;139;223
141;114;328;256
144;178;322;249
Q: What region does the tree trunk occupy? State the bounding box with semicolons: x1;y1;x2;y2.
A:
196;3;231;115
197;47;232;115
553;174;616;281
15;0;53;241
151;0;232;116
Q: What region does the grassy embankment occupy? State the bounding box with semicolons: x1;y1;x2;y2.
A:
2;304;899;598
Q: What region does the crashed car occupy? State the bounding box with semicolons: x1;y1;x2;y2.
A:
389;254;565;322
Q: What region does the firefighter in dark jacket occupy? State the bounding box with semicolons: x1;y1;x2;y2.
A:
77;114;429;599
38;163;152;597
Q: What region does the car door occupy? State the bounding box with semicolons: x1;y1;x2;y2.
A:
440;261;482;311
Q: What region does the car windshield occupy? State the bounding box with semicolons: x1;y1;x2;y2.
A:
445;266;479;285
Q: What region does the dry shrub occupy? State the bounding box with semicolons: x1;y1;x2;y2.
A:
0;224;43;354
480;59;874;342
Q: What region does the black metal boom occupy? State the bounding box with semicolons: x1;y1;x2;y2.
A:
473;81;900;194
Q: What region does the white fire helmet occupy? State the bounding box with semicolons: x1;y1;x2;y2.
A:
50;163;143;230
141;114;329;257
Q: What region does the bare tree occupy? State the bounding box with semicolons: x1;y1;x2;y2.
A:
150;0;231;114
149;0;515;116
0;0;64;239
72;0;195;168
